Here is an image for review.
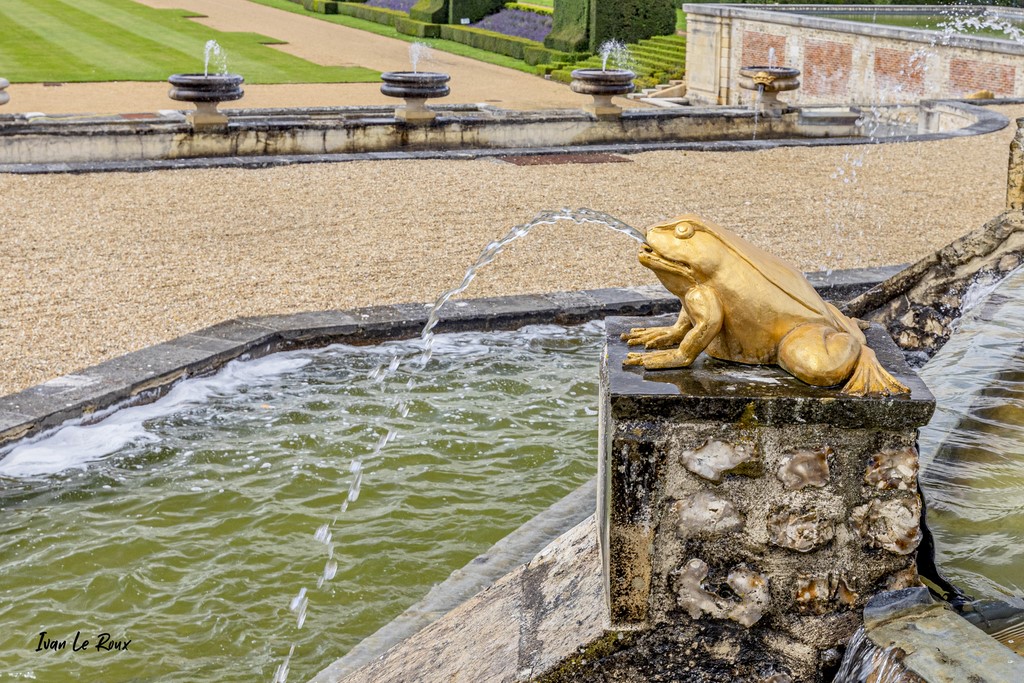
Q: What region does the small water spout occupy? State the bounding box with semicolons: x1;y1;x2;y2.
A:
599;39;630;72
203;39;227;77
270;208;643;680
409;41;430;74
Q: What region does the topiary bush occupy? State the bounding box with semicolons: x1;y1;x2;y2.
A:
396;17;442;37
410;0;448;23
544;0;589;53
589;0;675;53
449;0;506;24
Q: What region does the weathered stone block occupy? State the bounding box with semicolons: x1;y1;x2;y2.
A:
598;316;934;680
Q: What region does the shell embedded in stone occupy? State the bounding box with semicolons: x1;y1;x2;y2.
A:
864;447;919;490
851;497;922;555
671;491;744;538
680;440;755;482
777;447;832;490
767;507;835;552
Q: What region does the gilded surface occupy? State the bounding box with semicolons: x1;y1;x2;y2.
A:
622;215;910;396
752;71;776;86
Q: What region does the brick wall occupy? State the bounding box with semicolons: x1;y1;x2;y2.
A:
803;39;853;98
742;30;786;68
950;58;1016;96
873;47;926;96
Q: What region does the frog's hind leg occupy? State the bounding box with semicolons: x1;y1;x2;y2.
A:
841;346;910;396
777;323;861;388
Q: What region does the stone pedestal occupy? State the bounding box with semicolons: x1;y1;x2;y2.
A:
598;316;934;681
1007;117;1024;211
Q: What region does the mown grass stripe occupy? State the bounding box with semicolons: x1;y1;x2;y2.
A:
0;0;379;84
0;5;100;81
20;0;195;78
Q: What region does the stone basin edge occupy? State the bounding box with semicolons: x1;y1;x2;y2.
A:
0;265;902;456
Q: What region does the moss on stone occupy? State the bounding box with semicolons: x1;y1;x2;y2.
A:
535;629;637;681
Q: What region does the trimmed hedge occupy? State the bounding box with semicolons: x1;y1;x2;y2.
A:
338;2;404;26
523;45;574;65
302;0;340;13
506;2;553;16
410;0;448;23
396;16;442;37
438;23;539;59
544;0;588;53
449;0;506;24
589;0;675;52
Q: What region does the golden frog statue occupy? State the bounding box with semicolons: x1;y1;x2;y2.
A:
623;215;909;396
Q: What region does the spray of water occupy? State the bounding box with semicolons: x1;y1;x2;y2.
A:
409;42;431;74
203;40;227;77
271;208;643;682
599;39;632;72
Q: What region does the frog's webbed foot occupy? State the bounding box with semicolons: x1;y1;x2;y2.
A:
624;349;693;369
621;325;688;350
841;346;911;397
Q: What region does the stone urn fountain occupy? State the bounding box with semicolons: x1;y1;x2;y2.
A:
0;78;9;107
380;71;450;124
570;68;635;119
167;73;244;131
737;66;800;112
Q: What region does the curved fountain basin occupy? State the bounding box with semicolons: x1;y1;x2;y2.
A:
3;267;1024;680
0;100;1005;170
167;73;245;103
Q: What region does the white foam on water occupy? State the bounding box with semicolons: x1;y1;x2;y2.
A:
0;354;310;479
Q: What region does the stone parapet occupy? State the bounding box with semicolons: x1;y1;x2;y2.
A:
684;4;1024;106
598;317;934;680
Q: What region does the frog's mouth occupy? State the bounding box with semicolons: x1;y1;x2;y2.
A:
638;243;683;273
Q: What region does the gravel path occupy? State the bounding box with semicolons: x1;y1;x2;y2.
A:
2;104;1021;396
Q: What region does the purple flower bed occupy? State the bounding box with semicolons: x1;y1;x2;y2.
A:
472;9;552;43
365;0;417;12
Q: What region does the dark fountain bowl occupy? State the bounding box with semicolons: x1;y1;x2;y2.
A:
569;69;636;97
379;72;451;100
167;73;246;103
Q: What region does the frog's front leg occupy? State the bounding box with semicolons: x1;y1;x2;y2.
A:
621;309;693;350
624;286;723;369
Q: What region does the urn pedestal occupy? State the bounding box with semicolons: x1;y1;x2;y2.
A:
168;73;245;131
380;71;450;124
570;69;635;119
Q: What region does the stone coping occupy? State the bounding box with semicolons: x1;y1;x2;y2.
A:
684;3;1024;55
0;265;902;456
0;100;1006;175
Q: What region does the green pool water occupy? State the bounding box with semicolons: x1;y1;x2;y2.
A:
918;270;1024;599
0;323;603;683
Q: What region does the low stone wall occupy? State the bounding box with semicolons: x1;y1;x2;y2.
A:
0;100;1003;170
685;4;1024;106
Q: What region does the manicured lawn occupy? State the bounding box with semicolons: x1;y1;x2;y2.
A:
0;0;379;83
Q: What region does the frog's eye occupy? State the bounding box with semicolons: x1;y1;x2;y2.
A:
673;222;695;240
